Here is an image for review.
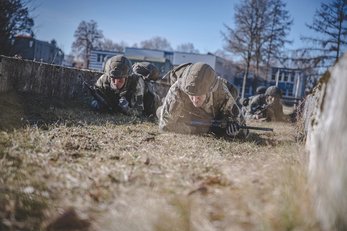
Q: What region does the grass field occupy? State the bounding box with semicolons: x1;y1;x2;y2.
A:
0;92;321;231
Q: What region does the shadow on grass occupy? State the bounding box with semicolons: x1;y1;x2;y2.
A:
245;132;279;146
209;130;277;146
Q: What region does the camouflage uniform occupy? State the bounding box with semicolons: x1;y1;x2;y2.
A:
154;63;192;103
158;62;245;136
159;62;239;108
161;62;192;86
264;86;284;121
248;94;267;115
132;62;161;116
132;62;160;81
92;55;145;116
242;86;267;119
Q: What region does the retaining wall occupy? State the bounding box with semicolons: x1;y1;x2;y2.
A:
0;55;101;99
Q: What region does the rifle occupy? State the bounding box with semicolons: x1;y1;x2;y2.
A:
83;81;132;115
251;104;269;115
83;81;113;112
191;119;273;132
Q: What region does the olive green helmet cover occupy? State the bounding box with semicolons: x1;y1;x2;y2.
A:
180;62;218;96
104;55;132;79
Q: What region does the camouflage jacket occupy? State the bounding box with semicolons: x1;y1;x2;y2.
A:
160;62;239;104
266;98;284;121
161;63;192;86
158;78;238;134
249;94;267;114
95;73;145;115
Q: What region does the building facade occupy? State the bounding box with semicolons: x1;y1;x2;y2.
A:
171;52;235;83
89;48;173;76
233;73;257;98
90;47;236;81
89;50;123;71
10;35;64;65
268;67;306;99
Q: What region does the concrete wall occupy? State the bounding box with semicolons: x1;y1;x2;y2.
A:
0;55;102;99
305;53;347;230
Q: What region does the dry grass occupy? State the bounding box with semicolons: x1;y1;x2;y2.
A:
0;92;322;231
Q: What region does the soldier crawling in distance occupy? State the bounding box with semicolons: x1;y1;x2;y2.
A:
242;86;284;121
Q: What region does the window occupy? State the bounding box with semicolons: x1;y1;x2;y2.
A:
284;72;288;82
291;74;295;82
97;54;107;62
286;83;294;96
271;72;276;80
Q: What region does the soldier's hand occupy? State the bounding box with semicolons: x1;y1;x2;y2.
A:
118;97;129;111
226;121;240;137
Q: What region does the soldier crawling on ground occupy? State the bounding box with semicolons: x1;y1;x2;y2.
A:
157;62;248;138
88;55;160;117
242;86;284;121
159;62;240;111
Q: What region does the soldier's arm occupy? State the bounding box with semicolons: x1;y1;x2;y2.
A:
128;77;145;116
159;83;193;133
94;74;120;108
218;82;239;120
159;83;181;131
215;82;249;137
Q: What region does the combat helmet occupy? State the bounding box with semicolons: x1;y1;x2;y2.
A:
256;86;267;94
180;62;218;96
265;86;282;98
132;62;159;81
104;55;132;79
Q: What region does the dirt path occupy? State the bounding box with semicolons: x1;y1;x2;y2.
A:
0;95;321;231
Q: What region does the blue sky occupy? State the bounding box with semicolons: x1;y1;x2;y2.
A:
32;0;325;55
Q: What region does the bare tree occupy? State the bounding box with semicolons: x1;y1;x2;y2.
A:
223;0;292;97
100;38;127;52
222;0;258;98
176;43;199;53
72;20;103;68
0;0;34;55
263;0;292;79
252;0;269;92
301;0;347;69
140;36;172;51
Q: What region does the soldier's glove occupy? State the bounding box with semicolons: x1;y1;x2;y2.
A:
118;97;130;113
226;121;240;137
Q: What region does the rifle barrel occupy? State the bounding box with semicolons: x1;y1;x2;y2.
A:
83;81;113;111
191;120;273;132
239;125;273;132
